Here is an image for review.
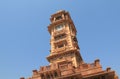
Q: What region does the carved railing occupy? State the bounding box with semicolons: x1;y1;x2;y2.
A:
52;46;75;54
40;63;58;72
81;63;96;70
54;46;67;53
54;37;67;44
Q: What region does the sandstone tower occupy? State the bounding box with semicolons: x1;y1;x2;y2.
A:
20;10;118;79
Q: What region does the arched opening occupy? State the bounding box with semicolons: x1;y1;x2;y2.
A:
54;71;58;77
41;74;45;79
46;74;50;79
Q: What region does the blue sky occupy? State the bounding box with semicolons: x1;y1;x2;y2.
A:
0;0;120;79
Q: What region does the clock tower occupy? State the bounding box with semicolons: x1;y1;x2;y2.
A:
47;10;83;67
20;10;118;79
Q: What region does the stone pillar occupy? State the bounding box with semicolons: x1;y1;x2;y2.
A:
57;70;61;77
106;67;111;72
49;73;53;79
95;59;100;67
62;14;65;19
33;70;38;75
51;71;55;78
20;77;25;79
53;17;56;22
115;76;119;79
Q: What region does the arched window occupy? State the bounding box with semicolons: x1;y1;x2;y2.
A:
71;77;74;79
41;74;44;79
50;74;53;78
54;72;58;77
101;76;105;79
55;16;62;21
94;77;100;79
55;24;64;31
46;74;50;79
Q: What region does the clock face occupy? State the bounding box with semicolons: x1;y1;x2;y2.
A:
55;25;63;31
